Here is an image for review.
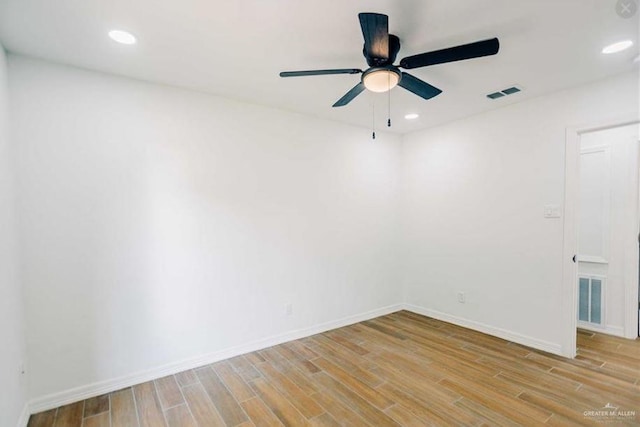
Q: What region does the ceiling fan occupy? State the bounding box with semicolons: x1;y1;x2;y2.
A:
280;13;500;107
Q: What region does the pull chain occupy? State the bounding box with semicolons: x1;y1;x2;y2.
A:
387;74;391;128
372;102;376;140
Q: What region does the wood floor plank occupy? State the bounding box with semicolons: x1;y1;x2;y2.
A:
181;383;226;427
518;391;600;426
361;319;408;340
154;375;185;409
314;372;400;427
548;366;639;399
308;412;341;427
369;363;457;404
273;345;323;386
245;351;267;365
616;343;640;359
366;350;443;385
309;391;370;427
589;358;640;382
228;355;263;382
377;382;480;426
306;337;383;387
213;360;256;402
312;356;394;410
545;413;593;427
453;397;517;426
576;383;640;412
277;362;321;395
240;396;285;427
255;361;324;419
52;402;83;427
331;326;368;345
196;366;249;426
175;369;199;388
273;343;304;362
82;413;110;427
258;348;291;372
283;341;319;361
27;409;57;427
111;388;139;427
439;377;552;424
133;381;167;427
83;395;109;418
164;404;197;427
310;335;379;371
251;378;310;427
385;403;445;427
495;370;596;409
324;331;369;356
480;357;580;390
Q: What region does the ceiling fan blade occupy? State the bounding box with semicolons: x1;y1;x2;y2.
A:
333;82;366;107
399;38;500;69
280;69;362;77
358;13;389;61
398;73;442;100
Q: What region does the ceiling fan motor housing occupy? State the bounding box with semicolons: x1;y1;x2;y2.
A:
364;34;401;66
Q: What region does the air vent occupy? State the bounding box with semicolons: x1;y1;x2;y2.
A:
502;86;521;95
486;85;523;100
578;276;604;325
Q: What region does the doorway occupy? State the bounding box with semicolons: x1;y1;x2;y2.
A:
562;117;640;358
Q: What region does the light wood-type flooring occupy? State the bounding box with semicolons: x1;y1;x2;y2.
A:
28;311;640;426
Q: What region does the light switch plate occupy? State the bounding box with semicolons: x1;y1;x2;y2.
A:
544;205;561;218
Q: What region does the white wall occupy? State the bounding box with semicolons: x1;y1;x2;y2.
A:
0;46;28;425
400;71;639;355
9;55;402;404
8;50;639;410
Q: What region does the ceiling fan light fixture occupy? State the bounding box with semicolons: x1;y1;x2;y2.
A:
362;68;400;92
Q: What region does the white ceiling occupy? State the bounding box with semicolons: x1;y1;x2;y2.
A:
0;0;638;134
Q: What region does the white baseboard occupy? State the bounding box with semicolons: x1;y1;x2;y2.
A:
27;303;404;415
17;403;29;427
404;304;563;356
578;322;625;338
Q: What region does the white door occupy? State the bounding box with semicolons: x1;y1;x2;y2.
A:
577;124;639;336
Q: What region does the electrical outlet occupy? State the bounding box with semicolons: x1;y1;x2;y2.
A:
285;303;293;316
457;292;466;303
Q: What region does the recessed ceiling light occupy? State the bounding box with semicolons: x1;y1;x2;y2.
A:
602;40;633;54
108;30;136;45
404;113;419;120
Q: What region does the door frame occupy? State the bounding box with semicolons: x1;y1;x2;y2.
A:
562;115;640;358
